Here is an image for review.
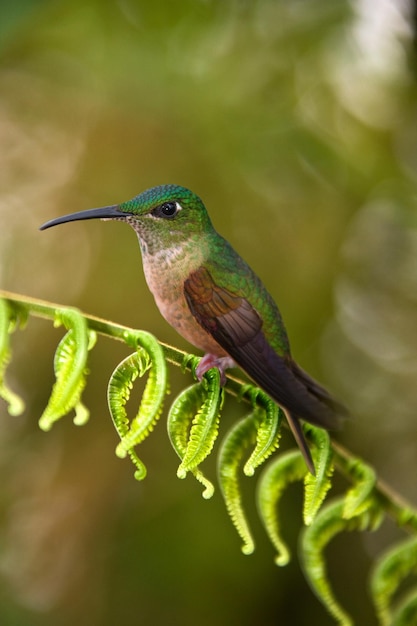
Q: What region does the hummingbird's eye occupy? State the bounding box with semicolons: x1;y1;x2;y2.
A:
152;202;179;219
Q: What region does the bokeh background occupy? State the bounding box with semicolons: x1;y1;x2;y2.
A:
1;1;417;624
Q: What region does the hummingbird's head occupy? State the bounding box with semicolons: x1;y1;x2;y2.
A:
40;184;214;253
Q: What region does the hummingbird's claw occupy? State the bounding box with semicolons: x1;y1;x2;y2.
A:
196;354;235;386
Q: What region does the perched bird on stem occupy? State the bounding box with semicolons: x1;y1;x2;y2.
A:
41;184;346;473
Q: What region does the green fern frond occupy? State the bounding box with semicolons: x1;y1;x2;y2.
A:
118;331;168;450
107;333;168;479
167;383;216;498
177;367;223;477
301;497;384;625
257;450;307;566
342;457;377;519
0;298;25;416
303;425;334;525
167;368;223;497
218;413;260;555
108;349;150;435
240;386;282;477
107;350;151;480
371;535;417;625
39;308;96;431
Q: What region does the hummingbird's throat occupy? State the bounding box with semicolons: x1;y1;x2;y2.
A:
125;216;191;258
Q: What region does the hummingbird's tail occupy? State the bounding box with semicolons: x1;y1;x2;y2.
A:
288;360;348;430
280;360;348;474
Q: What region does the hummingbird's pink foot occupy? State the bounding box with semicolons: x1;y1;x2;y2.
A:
196;354;235;386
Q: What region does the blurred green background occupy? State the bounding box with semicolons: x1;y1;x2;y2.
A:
1;1;417;624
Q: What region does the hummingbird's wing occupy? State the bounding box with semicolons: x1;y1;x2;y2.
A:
184;266;345;471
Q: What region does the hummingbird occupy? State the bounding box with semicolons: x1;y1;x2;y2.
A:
40;184;346;473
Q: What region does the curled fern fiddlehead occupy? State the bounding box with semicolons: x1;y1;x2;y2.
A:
0;298;26;416
303;424;334;525
257;450;307;566
301;497;384;626
240;385;282;477
217;413;260;555
256;425;334;566
39;308;96;431
342;457;377;519
177;367;223;478
107;331;168;480
371;535;417;625
167;365;223;498
167;384;215;499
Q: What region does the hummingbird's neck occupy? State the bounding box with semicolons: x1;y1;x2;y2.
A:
133;226;213;283
126;215;215;259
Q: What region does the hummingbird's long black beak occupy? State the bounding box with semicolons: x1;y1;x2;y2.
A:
39;205;129;231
